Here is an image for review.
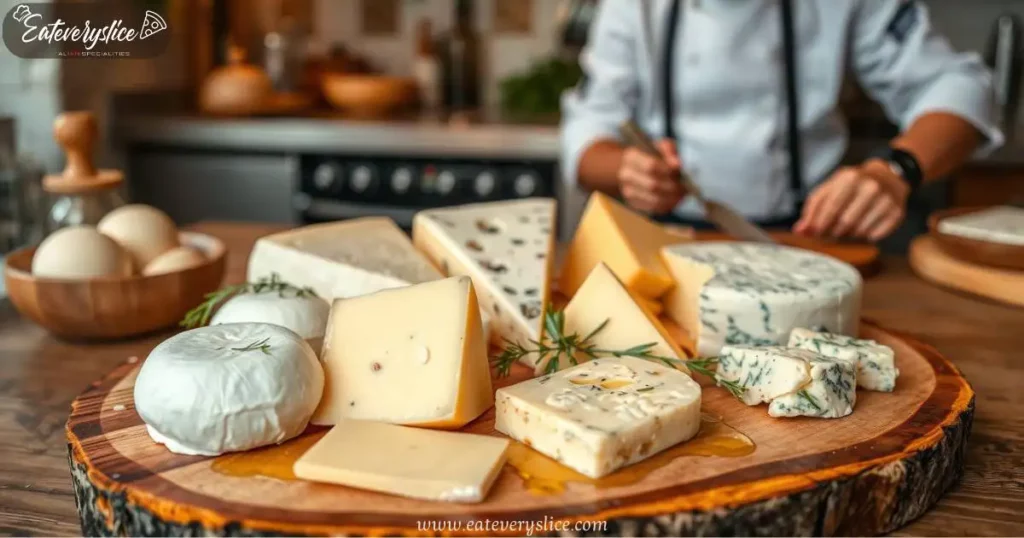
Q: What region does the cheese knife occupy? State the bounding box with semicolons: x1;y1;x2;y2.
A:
619;121;776;244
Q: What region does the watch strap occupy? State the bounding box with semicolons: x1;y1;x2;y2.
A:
871;147;923;191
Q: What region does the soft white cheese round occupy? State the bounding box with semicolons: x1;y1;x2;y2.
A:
134;323;324;456
98;204;180;269
211;293;329;351
32;225;133;279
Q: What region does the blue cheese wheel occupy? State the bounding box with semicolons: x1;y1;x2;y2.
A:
661;243;862;357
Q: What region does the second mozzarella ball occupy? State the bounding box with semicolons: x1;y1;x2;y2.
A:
211;292;329;351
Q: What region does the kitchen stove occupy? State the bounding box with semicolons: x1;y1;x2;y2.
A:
295;153;558;229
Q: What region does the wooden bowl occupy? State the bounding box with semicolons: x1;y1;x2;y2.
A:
928;206;1024;271
321;74;416;116
3;232;226;340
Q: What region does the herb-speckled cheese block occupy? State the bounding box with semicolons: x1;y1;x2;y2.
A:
413;199;556;349
495;357;701;478
788;328;899;392
768;354;856;419
661;243;862;357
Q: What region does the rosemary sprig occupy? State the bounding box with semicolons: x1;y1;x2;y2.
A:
231;337;272;355
490;308;746;399
180;273;318;329
798;390;822;412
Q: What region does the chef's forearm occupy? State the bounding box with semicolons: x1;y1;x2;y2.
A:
890;112;983;183
576;139;625;194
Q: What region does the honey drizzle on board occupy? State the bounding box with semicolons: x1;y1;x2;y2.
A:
211;430;327;480
505;414;755;495
211;416;754;496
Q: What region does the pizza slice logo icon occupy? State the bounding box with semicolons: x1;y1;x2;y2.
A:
12;4;31;23
138;10;167;40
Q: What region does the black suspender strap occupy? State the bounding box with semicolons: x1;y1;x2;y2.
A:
779;0;804;196
662;0;683;140
661;0;805;200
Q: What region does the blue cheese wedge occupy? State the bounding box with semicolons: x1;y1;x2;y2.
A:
788;328;899;392
494;357;701;479
768;354;856;418
715;346;814;406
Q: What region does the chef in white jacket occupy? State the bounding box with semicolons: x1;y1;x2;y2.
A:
561;0;1003;240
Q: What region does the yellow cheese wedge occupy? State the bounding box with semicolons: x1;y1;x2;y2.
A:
559;192;681;300
538;262;689;376
294;420;509;503
311;276;493;429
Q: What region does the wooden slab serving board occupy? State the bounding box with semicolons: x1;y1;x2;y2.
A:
910;236;1024;308
66;321;973;537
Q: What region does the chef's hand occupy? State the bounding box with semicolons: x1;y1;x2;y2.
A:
617;140;687;214
794;159;910;241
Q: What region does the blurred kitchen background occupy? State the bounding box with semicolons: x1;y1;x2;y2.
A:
3;0;1024;283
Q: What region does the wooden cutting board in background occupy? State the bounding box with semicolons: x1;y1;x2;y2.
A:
910;236;1024;308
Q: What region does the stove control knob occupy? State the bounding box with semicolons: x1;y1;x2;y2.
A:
312;161;343;193
436;170;457;195
350;164;376;194
513;172;538;197
473;171;497;197
391;166;414;194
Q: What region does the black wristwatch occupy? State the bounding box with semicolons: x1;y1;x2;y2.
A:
870;147;924;191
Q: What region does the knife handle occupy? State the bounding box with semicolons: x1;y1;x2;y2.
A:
618;121;705;201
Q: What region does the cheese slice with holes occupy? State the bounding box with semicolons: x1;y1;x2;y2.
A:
543;263;688;376
495;357;701;478
310;276;493;429
559;192;683;300
413;199;556;350
294;419;509;503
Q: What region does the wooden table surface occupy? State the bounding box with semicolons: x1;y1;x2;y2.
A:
1;222;1021;536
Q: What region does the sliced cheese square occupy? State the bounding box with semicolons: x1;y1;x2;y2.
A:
412;199;556;349
247;217;443;300
311;276;493;429
661;243;862;357
294;419;509;503
495;357;702;479
559;192;682;299
545;262;687;376
788;328;899;392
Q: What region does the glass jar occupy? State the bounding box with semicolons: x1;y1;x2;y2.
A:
46;187;125;233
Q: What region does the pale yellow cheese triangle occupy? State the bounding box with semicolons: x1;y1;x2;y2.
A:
541;262;689;376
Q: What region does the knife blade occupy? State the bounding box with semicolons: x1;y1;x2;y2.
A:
618;121;776;243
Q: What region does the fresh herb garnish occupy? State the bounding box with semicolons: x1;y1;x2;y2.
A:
636;386;655;392
181;273;317;329
490;308;745;399
798;390;822;412
231;337;272;355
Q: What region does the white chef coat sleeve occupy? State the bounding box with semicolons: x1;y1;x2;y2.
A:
851;0;1004;156
559;0;641;187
